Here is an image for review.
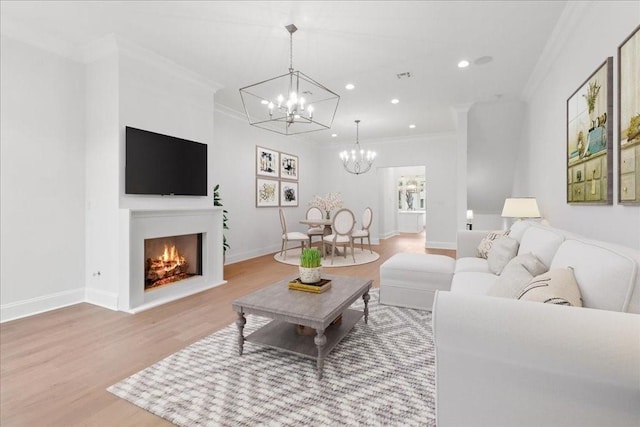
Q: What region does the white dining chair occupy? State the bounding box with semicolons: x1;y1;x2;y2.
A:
305;206;325;248
352;207;373;253
322;208;356;265
279;208;308;260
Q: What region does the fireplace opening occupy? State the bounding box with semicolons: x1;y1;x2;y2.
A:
144;233;202;291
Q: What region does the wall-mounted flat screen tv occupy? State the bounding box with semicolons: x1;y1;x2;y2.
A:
125;126;207;196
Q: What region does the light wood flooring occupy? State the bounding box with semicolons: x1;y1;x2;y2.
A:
0;233;454;426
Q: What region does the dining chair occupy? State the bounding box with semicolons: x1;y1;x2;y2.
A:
305;207;325;248
322;208;356;265
352;207;373;253
279;208;308;260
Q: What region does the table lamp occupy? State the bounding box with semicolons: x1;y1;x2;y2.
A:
501;198;541;220
466;210;474;230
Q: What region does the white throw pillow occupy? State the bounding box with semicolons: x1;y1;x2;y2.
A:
476;230;510;259
518;267;583;307
487;236;520;275
488;253;548;299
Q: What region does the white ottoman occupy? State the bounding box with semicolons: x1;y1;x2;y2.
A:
380;253;455;310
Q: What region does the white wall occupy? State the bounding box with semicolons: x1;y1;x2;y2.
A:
213;107;323;264
468;100;526;217
318;133;458;249
1;36;86;321
516;2;640;248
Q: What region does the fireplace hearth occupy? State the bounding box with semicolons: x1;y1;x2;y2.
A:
144;234;202;291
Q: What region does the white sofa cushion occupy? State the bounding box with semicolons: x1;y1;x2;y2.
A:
488;253;548;299
476;230;509;259
508;220;532;242
551;239;638;311
451;272;497;295
518;225;565;268
518;267;583;307
487;236;519;274
455;257;491;274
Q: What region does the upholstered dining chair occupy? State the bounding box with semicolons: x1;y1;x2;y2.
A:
352;207;373;253
305;206;325;248
279;208;308;260
322;208;356;265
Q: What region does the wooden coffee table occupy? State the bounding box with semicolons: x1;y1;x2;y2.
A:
231;274;372;379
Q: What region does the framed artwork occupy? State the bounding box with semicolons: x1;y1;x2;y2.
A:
256;146;279;178
566;57;613;204
280;152;299;181
256;178;279;207
280;181;299;207
618;25;640;204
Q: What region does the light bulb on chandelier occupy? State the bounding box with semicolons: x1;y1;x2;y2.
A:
340;120;376;175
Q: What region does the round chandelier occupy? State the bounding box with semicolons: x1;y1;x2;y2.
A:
340;120;376;175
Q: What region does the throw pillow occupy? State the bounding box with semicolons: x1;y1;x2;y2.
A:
476;230;510;259
488;253;548;299
487;236;520;275
517;267;583;307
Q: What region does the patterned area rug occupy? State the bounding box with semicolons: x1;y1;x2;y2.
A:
108;290;436;426
274;247;380;267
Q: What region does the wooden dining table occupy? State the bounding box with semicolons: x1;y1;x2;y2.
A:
299;218;341;256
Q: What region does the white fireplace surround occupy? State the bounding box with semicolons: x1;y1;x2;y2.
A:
119;208;226;313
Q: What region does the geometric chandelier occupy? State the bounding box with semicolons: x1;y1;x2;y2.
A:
340;120;376;175
239;24;341;136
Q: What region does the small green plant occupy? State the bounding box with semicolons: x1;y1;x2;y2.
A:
300;248;321;268
213;184;230;255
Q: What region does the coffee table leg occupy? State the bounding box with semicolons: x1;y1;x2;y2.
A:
314;329;327;379
236;312;246;355
363;291;370;324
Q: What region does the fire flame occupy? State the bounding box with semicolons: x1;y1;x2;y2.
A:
158;244;186;270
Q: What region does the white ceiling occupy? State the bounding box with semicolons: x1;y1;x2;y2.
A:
0;0;567;143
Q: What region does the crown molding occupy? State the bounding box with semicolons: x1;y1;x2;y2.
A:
214;102;246;121
0;19;82;62
80;34;223;94
522;1;589;101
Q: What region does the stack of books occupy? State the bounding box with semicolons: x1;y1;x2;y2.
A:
288;278;332;294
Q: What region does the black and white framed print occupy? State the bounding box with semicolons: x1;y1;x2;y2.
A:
280;181;298;207
280;152;299;181
256;146;279;178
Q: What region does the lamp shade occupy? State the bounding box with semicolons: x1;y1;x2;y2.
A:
501;198;541;218
466;209;474;220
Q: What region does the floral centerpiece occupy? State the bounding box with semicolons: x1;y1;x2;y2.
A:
309;192;343;219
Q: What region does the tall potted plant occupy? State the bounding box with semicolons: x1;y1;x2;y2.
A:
213;184;230;258
299;248;322;283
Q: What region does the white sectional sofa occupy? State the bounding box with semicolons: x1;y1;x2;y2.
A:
381;221;640;426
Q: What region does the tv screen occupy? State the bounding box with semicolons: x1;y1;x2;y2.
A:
125;126;208;196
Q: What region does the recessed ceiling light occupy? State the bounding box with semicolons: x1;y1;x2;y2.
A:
345;83;355;90
331;133;337;137
409;124;416;129
391;98;400;104
458;60;470;68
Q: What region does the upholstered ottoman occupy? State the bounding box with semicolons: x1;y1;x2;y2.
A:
379;253;455;310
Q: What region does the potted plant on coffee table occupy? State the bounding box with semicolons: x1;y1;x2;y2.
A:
299;248;322;284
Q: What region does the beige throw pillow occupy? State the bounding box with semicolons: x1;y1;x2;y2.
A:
476;230;510;259
488;253;548;299
518;267;583;307
487;236;520;275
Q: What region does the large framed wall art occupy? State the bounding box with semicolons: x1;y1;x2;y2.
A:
255;145;300;207
566;57;613;204
618;25;640;204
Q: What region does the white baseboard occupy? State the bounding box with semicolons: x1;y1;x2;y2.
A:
0;288;84;323
84;287;119;310
426;241;456;250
